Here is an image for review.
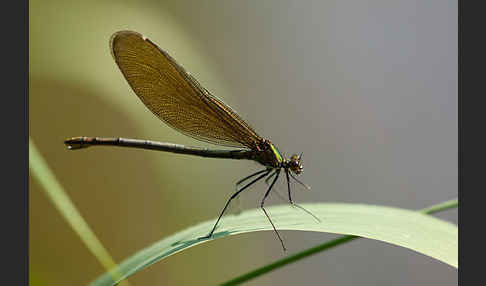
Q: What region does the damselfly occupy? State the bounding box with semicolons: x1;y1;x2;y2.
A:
65;30;319;251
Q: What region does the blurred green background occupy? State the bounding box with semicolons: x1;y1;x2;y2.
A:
30;0;457;285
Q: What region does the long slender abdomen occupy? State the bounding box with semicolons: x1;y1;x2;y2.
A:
64;136;255;160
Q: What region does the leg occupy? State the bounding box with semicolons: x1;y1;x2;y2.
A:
264;170;289;203
200;169;271;239
233;169;268;215
289;172;311;190
233;169;269;214
285;169;321;223
236;169;270;190
260;169;287;251
285;169;294;203
264;169;277;185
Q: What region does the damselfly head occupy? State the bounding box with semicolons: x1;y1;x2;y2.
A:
288;154;304;175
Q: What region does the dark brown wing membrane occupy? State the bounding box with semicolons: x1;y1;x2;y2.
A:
110;30;262;149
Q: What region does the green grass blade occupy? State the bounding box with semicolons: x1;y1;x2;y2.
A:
29;138;126;284
419;199;458;215
90;200;458;286
220;199;458;285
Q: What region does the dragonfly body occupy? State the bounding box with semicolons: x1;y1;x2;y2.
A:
65;30;316;251
65;136;302;173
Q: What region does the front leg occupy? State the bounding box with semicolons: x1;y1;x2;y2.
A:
285;169;321;223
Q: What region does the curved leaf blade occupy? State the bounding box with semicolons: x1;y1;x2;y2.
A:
91;203;457;286
221;198;458;285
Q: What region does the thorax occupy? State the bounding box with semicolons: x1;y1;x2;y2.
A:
253;139;284;168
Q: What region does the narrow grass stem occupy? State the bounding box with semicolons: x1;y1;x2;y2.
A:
29;138;130;286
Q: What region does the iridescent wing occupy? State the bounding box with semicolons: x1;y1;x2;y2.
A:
110;30;263;149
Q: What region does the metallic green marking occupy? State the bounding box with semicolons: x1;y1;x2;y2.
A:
270;143;283;163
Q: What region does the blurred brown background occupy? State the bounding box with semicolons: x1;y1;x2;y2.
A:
30;0;457;285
